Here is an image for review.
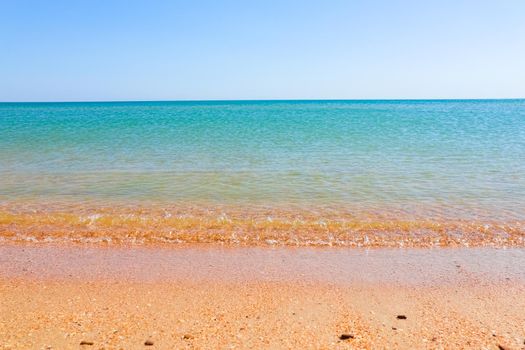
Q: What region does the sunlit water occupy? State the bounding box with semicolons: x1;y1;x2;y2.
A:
1;100;524;246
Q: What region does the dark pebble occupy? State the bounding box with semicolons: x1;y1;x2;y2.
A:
392;327;397;330
144;340;154;346
396;315;407;320
339;334;354;340
498;345;510;350
80;341;94;346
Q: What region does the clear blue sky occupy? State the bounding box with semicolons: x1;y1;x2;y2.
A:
1;0;524;101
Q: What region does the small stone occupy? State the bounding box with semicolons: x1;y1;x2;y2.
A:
396;315;407;320
144;340;154;346
183;334;194;340
80;341;94;346
339;334;354;340
392;327;397;330
498;345;510;350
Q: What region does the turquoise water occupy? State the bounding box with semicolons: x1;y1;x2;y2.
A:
1;100;524;220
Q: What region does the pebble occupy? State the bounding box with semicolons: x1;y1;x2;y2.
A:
339;334;354;340
183;334;194;340
498;345;510;350
144;340;154;346
80;340;94;345
396;315;407;320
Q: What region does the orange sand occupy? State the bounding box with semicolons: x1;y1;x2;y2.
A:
1;244;525;349
2;280;525;349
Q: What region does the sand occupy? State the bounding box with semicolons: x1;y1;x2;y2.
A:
1;244;525;349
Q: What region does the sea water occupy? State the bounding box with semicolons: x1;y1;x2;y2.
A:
1;100;524;246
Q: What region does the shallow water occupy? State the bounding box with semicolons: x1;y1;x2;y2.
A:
1;100;524;246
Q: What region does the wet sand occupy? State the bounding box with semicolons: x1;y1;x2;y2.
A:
1;244;525;349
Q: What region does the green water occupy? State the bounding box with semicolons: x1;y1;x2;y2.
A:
1;100;524;220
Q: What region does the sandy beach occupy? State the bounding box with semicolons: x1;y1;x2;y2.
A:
2;0;525;347
1;244;524;349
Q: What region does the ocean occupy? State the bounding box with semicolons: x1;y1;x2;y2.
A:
1;100;524;246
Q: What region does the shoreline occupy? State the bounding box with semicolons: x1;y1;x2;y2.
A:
2;201;524;249
1;243;525;349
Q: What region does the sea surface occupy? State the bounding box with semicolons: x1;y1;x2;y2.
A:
1;100;524;246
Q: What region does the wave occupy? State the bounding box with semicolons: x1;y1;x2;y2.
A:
1;203;523;247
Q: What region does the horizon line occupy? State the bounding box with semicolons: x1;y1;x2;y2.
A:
0;97;524;104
